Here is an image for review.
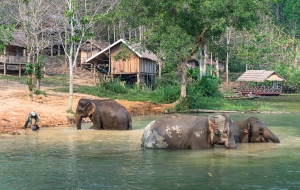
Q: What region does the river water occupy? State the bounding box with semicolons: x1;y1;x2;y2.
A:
0;113;299;190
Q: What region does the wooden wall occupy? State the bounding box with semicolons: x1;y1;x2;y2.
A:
111;46;140;74
81;49;100;63
110;45;157;75
0;45;26;63
5;46;25;56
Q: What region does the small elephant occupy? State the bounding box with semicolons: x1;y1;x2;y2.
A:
141;114;237;149
75;98;132;130
232;117;280;143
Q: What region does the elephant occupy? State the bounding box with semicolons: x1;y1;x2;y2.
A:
141;114;237;149
232;117;280;143
75;98;132;130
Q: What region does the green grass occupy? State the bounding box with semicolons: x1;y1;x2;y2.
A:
0;74;28;84
218;94;300;112
41;75;70;87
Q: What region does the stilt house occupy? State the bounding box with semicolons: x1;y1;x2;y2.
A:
84;39;158;88
0;31;27;76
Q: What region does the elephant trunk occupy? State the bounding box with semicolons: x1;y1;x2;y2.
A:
223;135;237;149
264;128;280;143
224;139;237;149
75;115;83;130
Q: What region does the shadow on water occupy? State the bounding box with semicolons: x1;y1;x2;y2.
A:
0;113;299;189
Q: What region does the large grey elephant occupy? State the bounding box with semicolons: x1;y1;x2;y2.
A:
232;117;280;143
75;98;132;130
141;114;237;149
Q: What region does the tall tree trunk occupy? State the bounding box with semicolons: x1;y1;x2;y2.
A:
210;53;213;75
295;45;299;68
180;60;187;99
68;53;74;111
216;55;219;78
27;52;33;101
226;27;232;84
74;43;77;73
113;25;116;42
158;60;162;79
226;51;229;83
198;50;204;79
204;46;208;76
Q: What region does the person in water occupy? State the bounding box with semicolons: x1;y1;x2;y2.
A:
23;111;40;130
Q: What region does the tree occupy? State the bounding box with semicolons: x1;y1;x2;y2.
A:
110;0;268;100
4;0;60;99
0;25;14;53
270;0;300;38
62;0;119;111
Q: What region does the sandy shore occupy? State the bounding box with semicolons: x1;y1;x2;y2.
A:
0;80;173;134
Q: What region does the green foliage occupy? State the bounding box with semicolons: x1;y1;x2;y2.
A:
154;85;180;103
34;89;46;96
0;24;13;53
67;109;75;115
188;75;222;97
270;0;300;37
113;44;132;61
26;76;34;91
25;62;34;75
34;61;44;80
98;78;128;94
187;67;200;81
273;64;300;93
25;62;34;92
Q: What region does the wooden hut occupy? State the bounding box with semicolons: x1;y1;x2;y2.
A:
84;39;158;88
0;31;27;76
80;40;109;64
236;70;285;96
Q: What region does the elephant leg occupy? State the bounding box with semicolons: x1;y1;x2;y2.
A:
90;115;103;129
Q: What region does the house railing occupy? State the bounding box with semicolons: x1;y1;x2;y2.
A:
0;55;27;63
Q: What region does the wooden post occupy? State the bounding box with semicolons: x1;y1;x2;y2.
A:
4;63;7;75
93;63;96;75
58;44;61;56
19;65;22;77
43;66;46;77
137;72;140;86
51;36;53;56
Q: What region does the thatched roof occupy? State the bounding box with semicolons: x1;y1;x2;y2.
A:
9;31;27;47
85;39;158;63
80;40;109;51
236;70;285;82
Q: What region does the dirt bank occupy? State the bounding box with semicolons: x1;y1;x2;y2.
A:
0;80;174;135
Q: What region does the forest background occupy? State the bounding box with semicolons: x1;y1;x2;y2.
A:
1;0;300;113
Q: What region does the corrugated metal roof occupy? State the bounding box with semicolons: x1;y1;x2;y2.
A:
236;70;285;82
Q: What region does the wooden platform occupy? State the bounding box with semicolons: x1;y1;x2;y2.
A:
0;62;26;77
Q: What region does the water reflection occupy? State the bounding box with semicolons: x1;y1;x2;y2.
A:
0;113;300;189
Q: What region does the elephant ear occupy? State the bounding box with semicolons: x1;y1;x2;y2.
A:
208;115;219;134
84;102;96;116
210;114;232;135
